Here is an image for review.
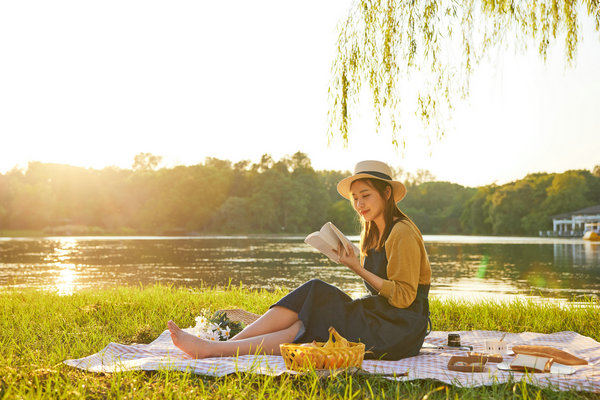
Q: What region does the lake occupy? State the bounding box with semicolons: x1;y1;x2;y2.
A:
1;235;599;302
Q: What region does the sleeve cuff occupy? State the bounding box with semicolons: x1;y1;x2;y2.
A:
379;279;394;299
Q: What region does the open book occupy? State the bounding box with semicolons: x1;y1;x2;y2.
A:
304;222;360;263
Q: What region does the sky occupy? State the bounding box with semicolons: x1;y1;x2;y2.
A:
0;1;599;187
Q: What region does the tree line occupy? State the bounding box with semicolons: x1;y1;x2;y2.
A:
0;152;598;236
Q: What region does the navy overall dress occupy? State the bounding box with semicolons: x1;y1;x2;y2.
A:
272;227;431;360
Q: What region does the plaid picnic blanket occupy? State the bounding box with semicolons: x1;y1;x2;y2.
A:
64;330;600;392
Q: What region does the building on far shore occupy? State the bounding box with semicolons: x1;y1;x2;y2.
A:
545;205;600;237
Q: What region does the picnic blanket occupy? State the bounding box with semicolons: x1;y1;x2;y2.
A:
64;330;600;392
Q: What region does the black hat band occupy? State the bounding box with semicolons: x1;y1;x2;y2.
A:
358;170;392;181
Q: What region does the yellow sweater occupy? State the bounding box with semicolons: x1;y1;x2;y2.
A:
378;219;432;308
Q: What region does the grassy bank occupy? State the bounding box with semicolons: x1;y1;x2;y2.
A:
1;285;598;399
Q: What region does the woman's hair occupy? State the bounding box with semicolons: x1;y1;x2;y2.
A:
354;178;407;257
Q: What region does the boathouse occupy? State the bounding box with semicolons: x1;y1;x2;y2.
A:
550;205;600;237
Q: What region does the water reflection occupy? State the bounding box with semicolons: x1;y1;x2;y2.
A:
426;240;600;300
554;241;600;267
55;264;77;296
0;236;598;301
45;238;80;295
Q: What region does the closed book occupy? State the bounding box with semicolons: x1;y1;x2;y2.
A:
510;354;553;373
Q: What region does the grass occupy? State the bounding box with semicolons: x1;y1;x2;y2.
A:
1;284;598;399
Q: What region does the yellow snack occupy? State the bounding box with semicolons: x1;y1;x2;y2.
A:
279;326;365;372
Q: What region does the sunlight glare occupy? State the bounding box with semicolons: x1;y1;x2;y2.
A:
55;263;77;296
49;238;80;295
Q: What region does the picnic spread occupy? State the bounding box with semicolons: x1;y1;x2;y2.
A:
64;328;600;392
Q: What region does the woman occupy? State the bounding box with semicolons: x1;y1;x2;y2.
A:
168;160;432;360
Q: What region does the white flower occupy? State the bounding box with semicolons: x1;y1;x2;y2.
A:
191;315;214;339
190;314;233;341
208;330;220;341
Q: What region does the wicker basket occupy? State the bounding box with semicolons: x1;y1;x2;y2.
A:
216;309;261;326
280;327;365;372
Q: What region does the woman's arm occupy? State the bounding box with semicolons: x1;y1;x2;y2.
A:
379;226;421;308
334;221;426;308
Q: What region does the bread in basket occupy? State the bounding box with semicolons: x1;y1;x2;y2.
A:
280;326;365;372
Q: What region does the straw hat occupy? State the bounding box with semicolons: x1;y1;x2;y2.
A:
337;160;407;203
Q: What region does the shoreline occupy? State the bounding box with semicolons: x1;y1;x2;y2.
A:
0;230;590;242
1;283;598;307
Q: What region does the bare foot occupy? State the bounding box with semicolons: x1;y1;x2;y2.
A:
167;320;212;359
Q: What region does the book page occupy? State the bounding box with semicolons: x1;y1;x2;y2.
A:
318;222;342;248
304;231;339;261
327;222;360;255
304;222;359;262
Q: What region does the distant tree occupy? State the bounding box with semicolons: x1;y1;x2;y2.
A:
542;171;590;216
593;165;600;177
401;181;474;234
210;196;252;233
404;169;437;187
247;172;284;232
391;167;406;182
234;160;251;171
488;179;547;235
291;164;329;232
132;153;162;171
585;170;600;204
521;211;552;234
327;200;359;234
329;0;600;146
318;169;349;204
2;155;598;236
6;170;53;229
204;157;232;170
253;154;274;173
0;205;7;229
229;160;255;198
460;186;495;234
95;167;132;230
287;151;313;171
518;173;554;234
391;167;436;187
133;163;233;232
0;173;8;229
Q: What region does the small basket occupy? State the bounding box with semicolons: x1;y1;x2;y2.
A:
280;327;365;372
447;355;488;373
216;309;261;325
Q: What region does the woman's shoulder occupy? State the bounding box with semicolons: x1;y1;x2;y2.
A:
387;218;422;243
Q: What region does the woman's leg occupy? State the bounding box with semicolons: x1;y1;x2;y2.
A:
168;319;302;359
229;306;299;340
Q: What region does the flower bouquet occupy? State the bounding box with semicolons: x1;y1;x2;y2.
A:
189;310;245;341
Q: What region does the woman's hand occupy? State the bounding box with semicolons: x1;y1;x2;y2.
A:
334;242;384;292
333;242;361;272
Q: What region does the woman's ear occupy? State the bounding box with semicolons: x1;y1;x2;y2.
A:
385;186;392;200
